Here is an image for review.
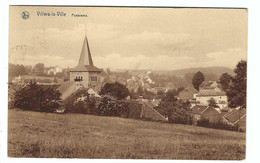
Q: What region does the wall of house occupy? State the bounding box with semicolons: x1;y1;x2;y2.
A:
196;95;227;105
69;71;101;93
70;71;89;83
202;107;222;123
203;114;222;123
88;72;101;93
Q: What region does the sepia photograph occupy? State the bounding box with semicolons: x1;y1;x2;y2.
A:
8;6;247;160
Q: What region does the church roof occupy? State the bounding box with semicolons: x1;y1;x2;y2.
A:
70;65;102;72
70;35;102;72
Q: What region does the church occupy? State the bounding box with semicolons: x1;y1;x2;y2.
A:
57;35;103;100
69;35;102;92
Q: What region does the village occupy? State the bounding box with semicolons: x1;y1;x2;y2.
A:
8;35;246;132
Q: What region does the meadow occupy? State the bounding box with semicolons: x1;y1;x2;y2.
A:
8;109;246;159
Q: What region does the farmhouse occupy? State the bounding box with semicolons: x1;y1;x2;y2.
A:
140;101;168;122
196;81;228;109
190;105;224;123
223;108;246;130
178;87;198;101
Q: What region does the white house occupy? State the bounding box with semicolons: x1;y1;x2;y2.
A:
196;81;228;109
47;66;62;75
196;89;228;109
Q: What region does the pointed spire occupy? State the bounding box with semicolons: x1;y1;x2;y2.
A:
78;35;93;66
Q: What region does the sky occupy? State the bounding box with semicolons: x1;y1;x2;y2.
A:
9;6;247;70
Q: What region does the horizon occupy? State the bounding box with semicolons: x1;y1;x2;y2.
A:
9;61;237;72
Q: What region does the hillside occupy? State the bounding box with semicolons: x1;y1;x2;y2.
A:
169;66;234;77
8;109;245;159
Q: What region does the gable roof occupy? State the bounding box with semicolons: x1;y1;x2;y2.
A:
62;86;101;105
224;108;246;125
205;81;215;87
199;81;218;89
199;81;207;88
185;87;199;94
56;81;75;94
190;105;208;114
87;88;101;98
202;106;221;115
197;90;226;97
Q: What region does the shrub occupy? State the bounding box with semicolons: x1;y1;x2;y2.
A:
125;101;142;119
197;117;238;131
169;114;193;125
197;117;210;127
96;95;129;117
64;93;98;115
13;81;61;112
100;82;130;100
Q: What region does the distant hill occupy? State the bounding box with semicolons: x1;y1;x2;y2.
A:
153;66;234;85
168;66;234;77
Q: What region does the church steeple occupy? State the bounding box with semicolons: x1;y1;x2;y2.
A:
78;35;93;66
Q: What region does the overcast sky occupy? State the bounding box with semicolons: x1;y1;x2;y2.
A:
9;6;247;70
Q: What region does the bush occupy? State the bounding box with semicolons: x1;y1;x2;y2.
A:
13;81;61;112
125;101;142;119
197;117;210;127
197;117;238;131
169;114;193;125
96;95;129;117
64;94;98;115
100;82;130;100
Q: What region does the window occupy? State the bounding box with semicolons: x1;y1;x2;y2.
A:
90;76;97;81
74;76;83;81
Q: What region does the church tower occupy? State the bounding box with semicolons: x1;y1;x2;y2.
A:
69;36;102;93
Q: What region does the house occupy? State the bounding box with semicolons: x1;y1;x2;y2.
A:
196;81;228;109
190;105;223;123
11;75;22;85
46;66;62;75
200;81;219;90
140;101;168;122
178;87;198;100
196;89;227;109
223;108;246;131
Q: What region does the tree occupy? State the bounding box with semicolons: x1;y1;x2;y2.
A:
9;64;27;79
100;82;130;100
14;81;61;112
96;95;128;117
155;91;192;124
192;71;205;91
33;63;45;73
225;60;247;108
219;73;233;92
207;98;218;108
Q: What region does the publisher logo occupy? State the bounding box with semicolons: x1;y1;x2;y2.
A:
21;11;30;20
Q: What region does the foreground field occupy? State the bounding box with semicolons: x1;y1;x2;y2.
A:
8;109;246;159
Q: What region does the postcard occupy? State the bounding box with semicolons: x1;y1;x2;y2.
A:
8;6;247;159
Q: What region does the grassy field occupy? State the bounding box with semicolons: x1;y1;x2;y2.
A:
8;109;246;159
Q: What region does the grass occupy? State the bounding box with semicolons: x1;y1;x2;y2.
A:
8;109;246;159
